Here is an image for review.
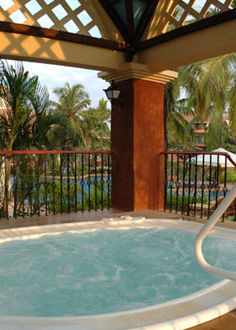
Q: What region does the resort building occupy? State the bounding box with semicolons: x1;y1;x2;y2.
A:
182;114;210;149
181;113;230;149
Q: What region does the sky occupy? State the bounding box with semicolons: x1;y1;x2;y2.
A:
7;60;110;108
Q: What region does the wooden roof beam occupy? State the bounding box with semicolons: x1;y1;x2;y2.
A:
137;9;236;71
0;30;126;72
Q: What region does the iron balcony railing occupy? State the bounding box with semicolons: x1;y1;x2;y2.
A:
160;151;236;221
0;150;111;219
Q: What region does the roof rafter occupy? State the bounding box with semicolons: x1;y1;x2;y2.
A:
125;0;135;41
134;0;160;43
0;30;126;72
137;8;236;51
137;9;236;71
98;0;130;43
0;21;127;51
0;7;236;73
97;0;159;44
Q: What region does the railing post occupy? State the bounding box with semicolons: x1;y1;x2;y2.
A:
74;153;77;213
163;153;168;211
160;150;236;221
4;155;9;219
0;150;111;220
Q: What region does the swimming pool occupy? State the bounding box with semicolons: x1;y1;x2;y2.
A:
0;218;236;329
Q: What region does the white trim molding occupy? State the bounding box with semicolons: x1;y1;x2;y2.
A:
98;62;178;84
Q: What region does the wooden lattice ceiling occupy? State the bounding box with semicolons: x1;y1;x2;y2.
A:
0;0;235;45
0;0;123;41
0;0;235;69
145;0;234;39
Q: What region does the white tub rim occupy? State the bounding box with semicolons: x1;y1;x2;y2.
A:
0;218;236;329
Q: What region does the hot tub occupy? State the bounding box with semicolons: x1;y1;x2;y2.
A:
0;218;235;329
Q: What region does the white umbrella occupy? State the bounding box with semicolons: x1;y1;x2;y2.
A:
193;148;236;168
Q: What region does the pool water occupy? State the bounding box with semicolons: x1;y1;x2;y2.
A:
0;227;235;317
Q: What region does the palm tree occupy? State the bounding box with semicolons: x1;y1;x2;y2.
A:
0;60;57;214
164;76;195;150
0;61;37;150
178;55;236;120
0;61;57;150
29;84;61;149
82;98;110;149
49;82;90;149
228;66;236;140
166;53;236;150
205;111;232;150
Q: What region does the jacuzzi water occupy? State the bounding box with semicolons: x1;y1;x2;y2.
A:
0;226;236;317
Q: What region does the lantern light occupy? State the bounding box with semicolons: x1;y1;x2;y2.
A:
103;81;121;103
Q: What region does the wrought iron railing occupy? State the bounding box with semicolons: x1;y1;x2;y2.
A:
160;151;236;221
0;150;111;219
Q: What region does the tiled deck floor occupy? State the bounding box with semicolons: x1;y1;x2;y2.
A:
0;209;180;230
1;208;236;230
0;209;236;330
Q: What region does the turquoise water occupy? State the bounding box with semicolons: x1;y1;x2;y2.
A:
0;227;235;317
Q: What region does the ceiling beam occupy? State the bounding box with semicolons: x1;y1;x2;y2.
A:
138;9;236;51
137;10;236;71
0;21;126;51
1;10;236;73
0;31;126;72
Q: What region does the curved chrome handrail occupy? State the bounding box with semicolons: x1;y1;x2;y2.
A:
195;183;236;281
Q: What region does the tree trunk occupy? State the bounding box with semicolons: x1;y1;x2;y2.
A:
3;140;14;218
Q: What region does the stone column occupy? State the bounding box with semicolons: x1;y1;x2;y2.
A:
99;63;178;211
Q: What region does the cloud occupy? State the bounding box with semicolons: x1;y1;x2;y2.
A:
6;60;110;108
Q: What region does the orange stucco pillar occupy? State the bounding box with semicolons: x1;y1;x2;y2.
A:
98;63;178;211
111;79;165;211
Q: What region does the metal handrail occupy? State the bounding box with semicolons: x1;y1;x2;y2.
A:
195;183;236;281
0;150;112;218
0;150;111;155
159;150;236;168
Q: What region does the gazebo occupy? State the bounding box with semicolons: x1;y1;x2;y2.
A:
0;0;235;212
1;2;236;328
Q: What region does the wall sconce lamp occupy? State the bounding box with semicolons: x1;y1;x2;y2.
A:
103;81;122;105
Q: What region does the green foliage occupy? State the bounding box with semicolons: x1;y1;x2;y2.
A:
165;81;195;149
166;54;236;151
221;169;236;183
6;154;111;218
0;61;111;152
82;98;111;150
10;176;110;217
0;61;58;151
205;114;231;150
48;83;111;150
48;82;91;149
166;192;208;212
232;0;236;9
